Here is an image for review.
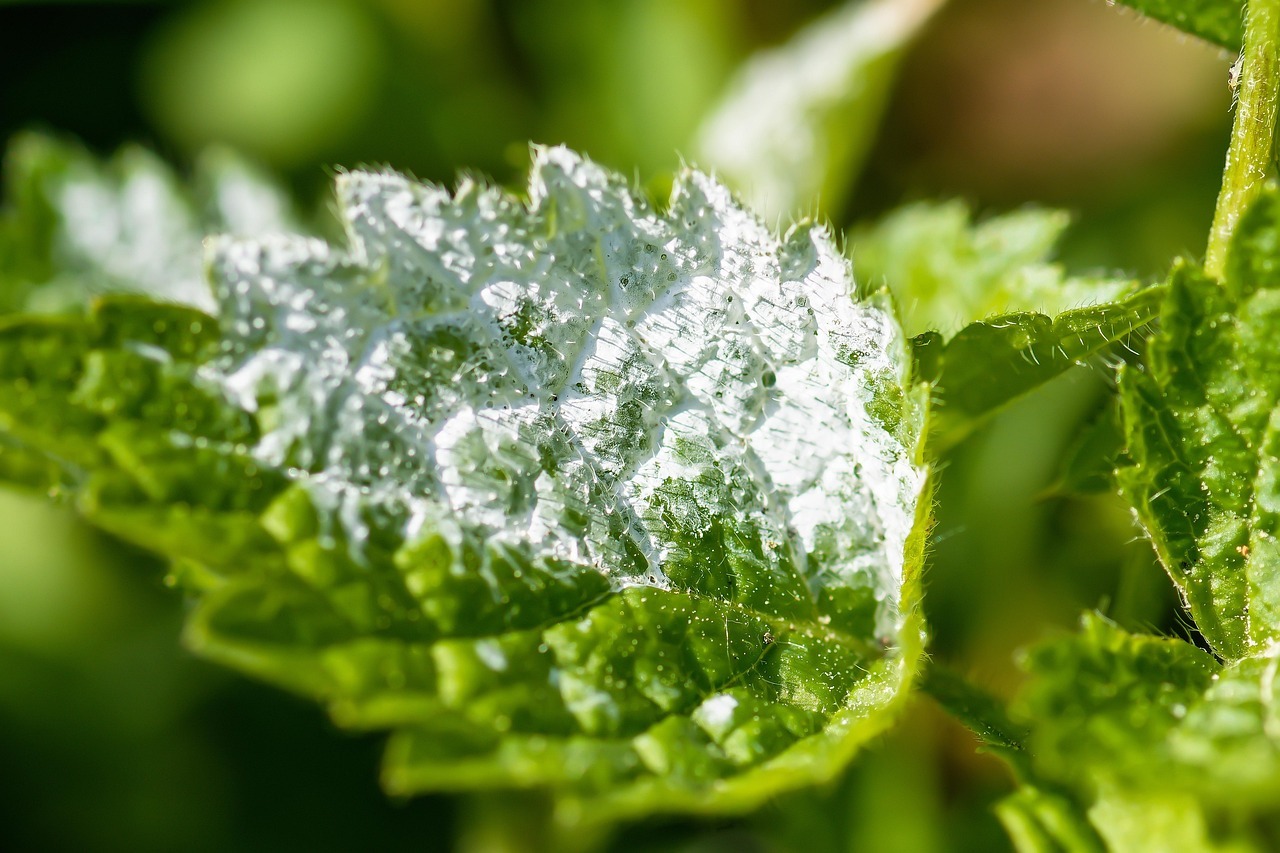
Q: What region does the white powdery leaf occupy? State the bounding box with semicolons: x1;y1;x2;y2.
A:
207;144;926;638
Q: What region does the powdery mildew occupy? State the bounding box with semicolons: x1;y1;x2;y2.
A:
207;146;925;638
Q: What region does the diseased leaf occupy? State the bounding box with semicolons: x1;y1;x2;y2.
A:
0;145;931;824
1118;189;1280;660
1109;0;1244;50
695;0;945;222
0;132;298;315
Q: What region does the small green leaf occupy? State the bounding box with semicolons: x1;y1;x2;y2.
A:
998;189;1280;853
1109;1;1244;50
1085;790;1260;853
995;786;1106;853
918;287;1161;453
1017;615;1221;793
1119;188;1280;660
695;0;946;222
0;144;932;824
922;663;1107;853
1050;398;1126;497
921;663;1026;758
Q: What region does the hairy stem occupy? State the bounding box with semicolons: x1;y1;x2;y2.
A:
1207;0;1280;280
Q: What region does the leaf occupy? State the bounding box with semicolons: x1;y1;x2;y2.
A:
694;0;945;223
994;189;1280;853
1018;615;1221;796
1011;615;1280;852
849;201;1152;453
1118;188;1280;660
0;132;298;315
994;787;1106;853
921;662;1026;759
915;286;1161;453
1084;790;1259;853
1049;397;1127;497
922;664;1107;853
930;620;1280;850
1109;1;1244;50
0;145;932;825
853;200;1131;340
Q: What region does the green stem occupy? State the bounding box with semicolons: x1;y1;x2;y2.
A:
1206;0;1280;281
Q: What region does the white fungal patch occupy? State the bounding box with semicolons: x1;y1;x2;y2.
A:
206;146;926;636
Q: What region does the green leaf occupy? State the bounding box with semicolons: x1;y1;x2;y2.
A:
695;0;946;222
1049;397;1127;497
921;662;1026;759
996;188;1280;853
922;664;1107;853
1118;188;1280;660
0;145;932;825
1018;615;1221;795
1084;790;1259;853
915;287;1161;453
1011;615;1280;852
0;132;298;315
994;786;1106;853
853;200;1130;340
1110;1;1244;50
850;201;1151;453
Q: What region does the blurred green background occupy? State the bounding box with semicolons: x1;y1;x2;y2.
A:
0;0;1234;850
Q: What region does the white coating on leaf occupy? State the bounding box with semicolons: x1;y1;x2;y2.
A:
206;145;925;636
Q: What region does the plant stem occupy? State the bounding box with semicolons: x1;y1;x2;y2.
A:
1206;0;1280;281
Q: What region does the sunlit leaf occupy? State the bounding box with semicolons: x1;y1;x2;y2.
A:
985;190;1280;853
853;200;1130;340
1012;615;1280;852
852;200;1150;453
1118;188;1280;660
0;144;931;825
917;288;1160;453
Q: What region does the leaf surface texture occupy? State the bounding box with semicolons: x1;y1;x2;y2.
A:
0;143;931;823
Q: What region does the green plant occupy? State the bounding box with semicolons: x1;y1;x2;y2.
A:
3;0;1280;850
